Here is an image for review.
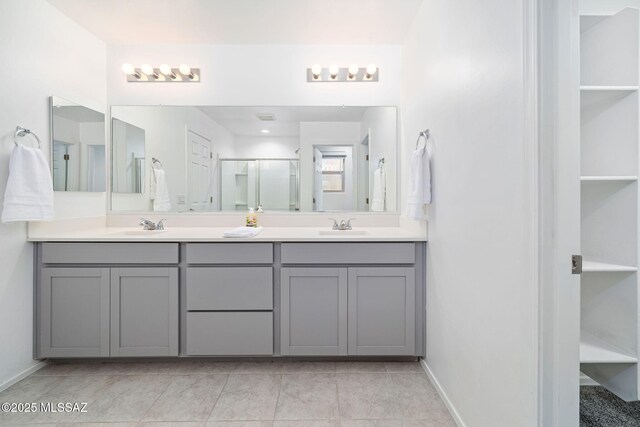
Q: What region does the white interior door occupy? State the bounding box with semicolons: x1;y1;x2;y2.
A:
187;130;212;211
314;147;324;211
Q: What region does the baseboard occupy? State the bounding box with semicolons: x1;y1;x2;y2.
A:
580;372;599;386
420;359;466;427
0;361;47;393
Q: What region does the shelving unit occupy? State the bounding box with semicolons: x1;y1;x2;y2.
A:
579;7;640;402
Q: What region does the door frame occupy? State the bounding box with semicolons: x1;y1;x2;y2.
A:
537;0;581;425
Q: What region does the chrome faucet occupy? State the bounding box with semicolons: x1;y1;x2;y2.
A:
329;218;356;230
139;218;166;230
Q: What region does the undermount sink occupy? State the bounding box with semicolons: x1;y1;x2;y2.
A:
318;230;370;236
109;230;168;236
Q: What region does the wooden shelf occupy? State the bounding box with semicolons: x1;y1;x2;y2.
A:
581;176;638;182
581;333;638;364
583;260;637;273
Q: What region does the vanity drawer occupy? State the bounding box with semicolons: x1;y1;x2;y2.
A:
187;267;273;310
281;243;416;265
186;312;273;355
41;243;179;265
186;243;273;264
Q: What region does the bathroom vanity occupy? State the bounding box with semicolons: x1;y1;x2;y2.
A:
32;233;426;360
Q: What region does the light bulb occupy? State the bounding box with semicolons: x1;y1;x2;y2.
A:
179;64;191;75
159;64;172;75
366;64;377;76
329;64;339;78
311;64;322;77
348;64;359;77
141;64;155;76
122;63;135;75
261;129;270;134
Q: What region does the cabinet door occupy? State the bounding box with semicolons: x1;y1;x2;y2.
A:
281;268;348;355
348;267;416;355
111;268;179;357
40;268;110;357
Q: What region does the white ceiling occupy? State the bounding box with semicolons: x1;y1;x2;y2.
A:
198;106;369;137
47;0;423;44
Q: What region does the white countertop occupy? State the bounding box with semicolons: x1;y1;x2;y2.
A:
27;226;427;242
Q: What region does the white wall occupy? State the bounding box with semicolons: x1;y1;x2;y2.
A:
231;136;300;159
580;0;639;14
401;1;537;426
0;0;106;388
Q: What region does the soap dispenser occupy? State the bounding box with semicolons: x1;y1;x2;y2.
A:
246;207;258;227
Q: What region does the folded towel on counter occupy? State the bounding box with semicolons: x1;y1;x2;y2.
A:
151;168;172;212
2;144;54;222
371;167;386;212
223;226;264;238
406;142;431;220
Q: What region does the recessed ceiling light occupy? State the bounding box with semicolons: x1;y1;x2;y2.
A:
261;129;270;134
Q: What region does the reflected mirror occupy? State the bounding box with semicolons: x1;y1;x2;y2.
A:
110;106;397;212
50;96;105;192
111;118;146;194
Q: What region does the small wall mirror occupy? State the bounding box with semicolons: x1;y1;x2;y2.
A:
50;96;105;192
110;106;397;213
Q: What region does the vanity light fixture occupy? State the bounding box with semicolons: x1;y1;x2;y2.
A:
306;64;379;83
122;63;200;83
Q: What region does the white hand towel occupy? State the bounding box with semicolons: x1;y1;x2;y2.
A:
151;168;172;212
2;144;54;222
223;226;264;238
406;144;431;220
371;167;386;212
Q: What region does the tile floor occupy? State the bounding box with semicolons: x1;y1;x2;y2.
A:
0;360;455;426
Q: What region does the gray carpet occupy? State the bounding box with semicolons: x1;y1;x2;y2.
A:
581;386;640;426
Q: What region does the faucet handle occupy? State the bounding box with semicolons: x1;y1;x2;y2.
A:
328;218;339;230
156;219;166;230
346;218;356;229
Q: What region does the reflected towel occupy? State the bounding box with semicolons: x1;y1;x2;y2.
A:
406;143;431;220
151;168;171;212
2;144;54;222
223;226;264;238
371;167;386;212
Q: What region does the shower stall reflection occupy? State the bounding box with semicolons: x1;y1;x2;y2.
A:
220;159;299;211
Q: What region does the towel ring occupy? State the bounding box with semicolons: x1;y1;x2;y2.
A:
152;157;163;169
13;126;41;148
415;129;430;149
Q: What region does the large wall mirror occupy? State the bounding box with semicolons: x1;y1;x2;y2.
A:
50;96;106;192
110;106;397;213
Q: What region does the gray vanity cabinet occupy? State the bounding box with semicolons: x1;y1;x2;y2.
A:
348;267;416;355
40;268;110;358
281;268;348;355
110;268;179;357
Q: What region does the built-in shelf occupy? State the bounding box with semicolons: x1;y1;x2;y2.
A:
581;333;638;364
580;85;639;91
583;260;638;273
581;176;638;182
